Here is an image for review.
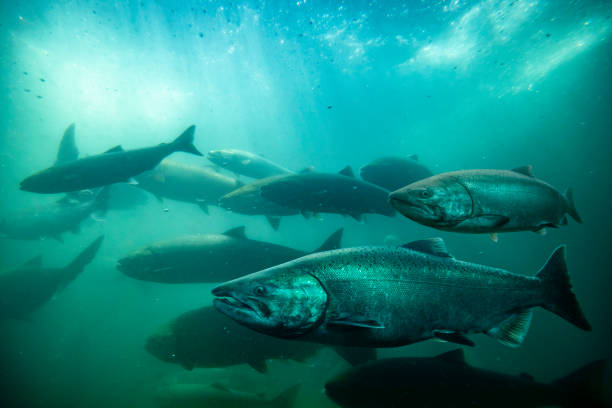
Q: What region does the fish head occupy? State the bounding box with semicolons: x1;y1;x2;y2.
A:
145;326;180;365
207;149;237;167
212;265;327;338
116;249;155;280
389;176;472;227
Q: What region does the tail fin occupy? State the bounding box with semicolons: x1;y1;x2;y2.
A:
171;125;202;156
565;188;582;224
313;228;344;253
272;384;300;407
333;346;377;366
553;359;608;408
60;236;104;291
55;123;78;164
537;246;591;331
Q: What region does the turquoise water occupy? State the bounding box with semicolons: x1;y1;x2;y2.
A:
1;0;611;407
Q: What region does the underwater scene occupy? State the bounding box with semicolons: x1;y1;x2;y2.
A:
1;0;611;407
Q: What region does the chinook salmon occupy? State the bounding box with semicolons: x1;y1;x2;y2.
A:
212;239;591;348
389;166;581;238
20;125;202;193
207;149;292;179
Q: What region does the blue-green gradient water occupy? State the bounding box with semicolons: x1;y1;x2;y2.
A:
1;0;611;407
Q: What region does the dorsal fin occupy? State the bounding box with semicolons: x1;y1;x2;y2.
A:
55;123;79;164
338;166;355;178
409;154;419;161
22;255;43;268
436;349;466;364
520;373;535;382
223;226;246;239
401;238;452;258
104;145;124;154
299;166;315;174
511;165;534;177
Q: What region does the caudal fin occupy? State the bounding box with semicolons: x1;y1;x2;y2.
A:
553;359;608;408
60;236;104;291
314;228;344;253
55;123;79;164
272;384;300;407
565;188;582;224
537;246;591;331
171;125;202;156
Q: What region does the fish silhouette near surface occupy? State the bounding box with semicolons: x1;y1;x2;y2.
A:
118;226;343;283
0;236;103;319
213;239;591;348
146;305;375;373
389;166;581;238
207;149;292;179
325;349;609;408
20;125;202;193
360;155;433;191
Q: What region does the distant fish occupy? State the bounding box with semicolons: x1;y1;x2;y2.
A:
145;305;375;373
207;149;292;179
360;155;433;192
0;187;109;242
156;383;300;408
0;236;103;319
325;349;608;408
257;166;395;221
135;159;240;214
117;226;343;283
213;239;591;348
20;125;202;193
389;167;581;238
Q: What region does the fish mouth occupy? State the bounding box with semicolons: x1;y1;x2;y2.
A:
212;287;264;321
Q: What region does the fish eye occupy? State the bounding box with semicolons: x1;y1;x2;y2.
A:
254;286;266;296
420;189;433;198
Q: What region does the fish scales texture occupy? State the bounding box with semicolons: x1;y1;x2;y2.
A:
306;247;542;345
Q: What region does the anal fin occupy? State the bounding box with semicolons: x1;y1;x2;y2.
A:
486;309;533;348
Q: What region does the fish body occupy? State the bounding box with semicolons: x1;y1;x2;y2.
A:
146;306;374;373
258;166;395;219
0;236;103;319
136;160;240;212
360;155;433;191
20;125;201;193
219;174;299;216
389;167;581;233
212;239;591;348
0;188;109;241
156;383;300;408
117;227;343;283
207;149;292;178
325;349;608;408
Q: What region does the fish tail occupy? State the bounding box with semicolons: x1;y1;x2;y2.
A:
61;236;104;291
536;246;591;331
564;187;582;223
171;125;202;156
553;359;608;408
313;228;344;253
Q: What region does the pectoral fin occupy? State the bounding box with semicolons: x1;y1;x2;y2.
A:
328;314;385;330
471;215;510;229
433;330;475;347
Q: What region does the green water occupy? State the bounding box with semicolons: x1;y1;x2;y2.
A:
0;1;611;407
